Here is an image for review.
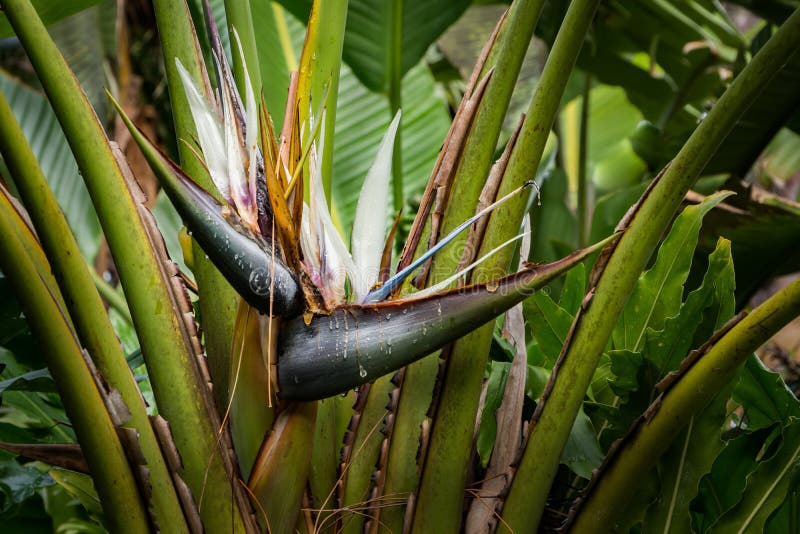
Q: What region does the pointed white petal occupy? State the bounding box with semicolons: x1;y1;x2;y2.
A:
232;29;260;210
175;58;229;200
308;142;362;302
351;111;401;293
218;58;258;230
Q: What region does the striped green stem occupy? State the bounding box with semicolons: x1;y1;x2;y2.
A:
152;0;241;411
412;0;600;530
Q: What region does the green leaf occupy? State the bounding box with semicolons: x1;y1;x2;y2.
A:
0;1;105;38
0;71;100;260
560;409;603;479
588;181;648;244
761;128;800;181
691;426;774;532
48;5;111;123
764;470;800;534
711;419;800;533
644;237;736;378
613;191;732;352
48;468;102;518
734;356;800;431
558;262;586;317
530;167;577;264
0;369;54;396
0;459;54;514
249;1;295;129
477;361;511;468
523;290;573;367
560;84;647;192
644;384;732;532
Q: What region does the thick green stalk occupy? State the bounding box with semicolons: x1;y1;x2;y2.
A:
568;277;800;531
411;1;600;531
0;208;149;534
0;0;249;530
426;0;546;271
500;7;800;532
90;267;132;323
152;0;240;410
0;90;188;533
225;0;262;99
378;2;547;529
0;188;71;320
297;0;348;202
389;0;403;214
577;74;591;247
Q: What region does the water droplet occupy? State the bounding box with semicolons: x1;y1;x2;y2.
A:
486;281;499;293
359;366;367;378
402;309;408;315
385;313;392;320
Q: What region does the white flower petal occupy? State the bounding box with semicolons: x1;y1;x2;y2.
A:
175;58;229;200
351;111;401;293
232;29;260;211
307;141;362;303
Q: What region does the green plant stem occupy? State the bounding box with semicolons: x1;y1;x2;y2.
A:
225;0;262;98
500;7;800;532
0;90;188;532
0;208;149;534
568;277;800;532
389;0;403;215
0;186;71;320
412;2;600;531
298;0;348;204
427;0;547;268
577;73;591;247
152;0;240;411
0;0;249;530
380;2;548;530
89;266;133;323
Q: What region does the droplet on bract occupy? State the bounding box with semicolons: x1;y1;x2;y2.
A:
359;366;367;378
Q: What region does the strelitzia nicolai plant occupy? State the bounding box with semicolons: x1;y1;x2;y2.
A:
0;0;800;532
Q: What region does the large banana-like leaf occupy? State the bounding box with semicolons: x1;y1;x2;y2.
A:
333;61;451;237
0;0;104;37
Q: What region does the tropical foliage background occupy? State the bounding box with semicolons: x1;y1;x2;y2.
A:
0;0;799;532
